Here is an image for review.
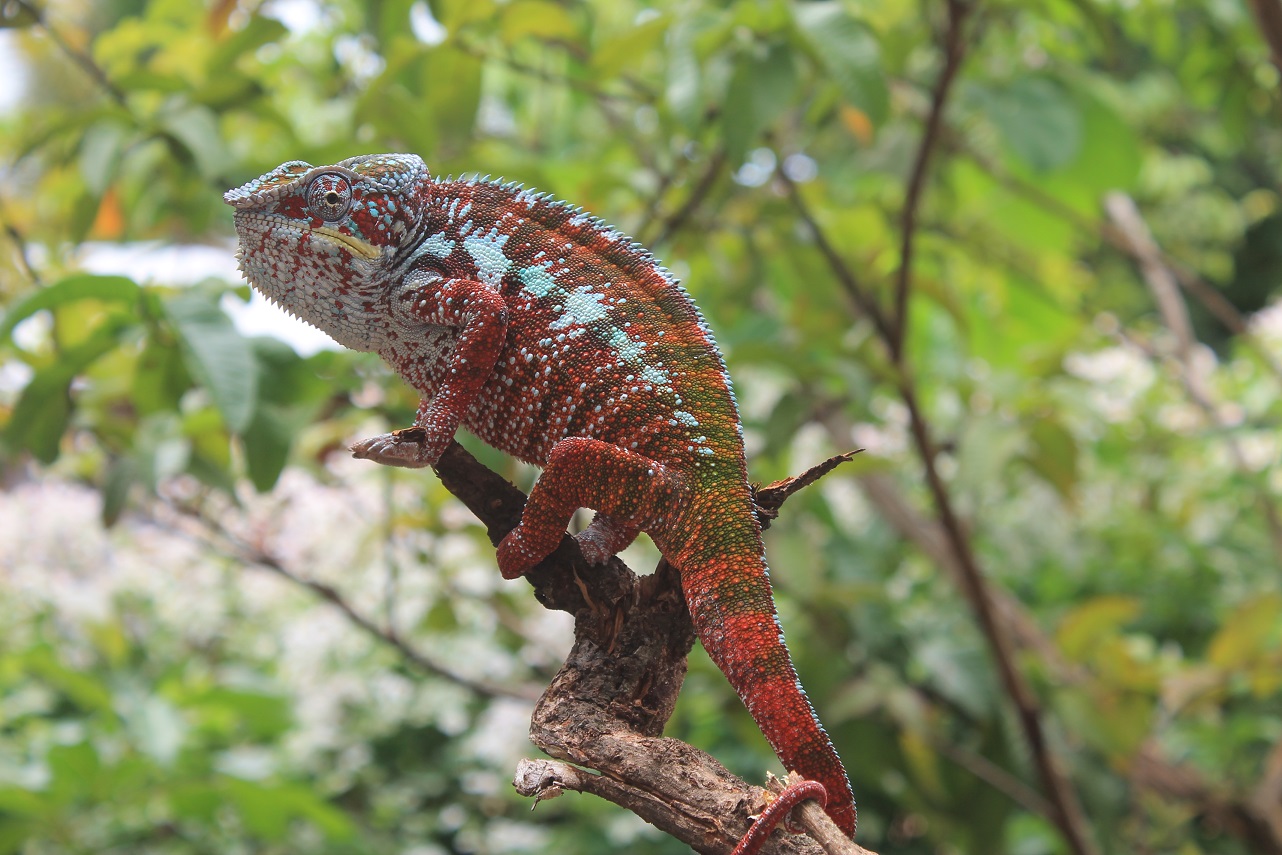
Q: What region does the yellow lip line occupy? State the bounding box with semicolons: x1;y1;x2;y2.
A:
312;225;381;260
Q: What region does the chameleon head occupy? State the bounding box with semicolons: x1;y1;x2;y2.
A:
224;153;432;352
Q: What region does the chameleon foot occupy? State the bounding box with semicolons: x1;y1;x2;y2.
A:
495;530;541;580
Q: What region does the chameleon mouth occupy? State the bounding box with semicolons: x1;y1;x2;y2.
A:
311;225;381;260
232;211;382;261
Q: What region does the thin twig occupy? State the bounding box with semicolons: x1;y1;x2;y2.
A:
243;542;539;700
801;190;1103;855
930;734;1055;818
1105;193;1282;565
13;0;127;106
1103;194;1199;367
645;149;728;247
891;0;972;360
3;222;42;286
959;146;1282;389
779;170;897;345
160;498;539;701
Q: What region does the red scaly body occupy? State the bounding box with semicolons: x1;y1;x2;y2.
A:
225;154;856;837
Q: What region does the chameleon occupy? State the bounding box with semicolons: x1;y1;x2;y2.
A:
224;153;856;840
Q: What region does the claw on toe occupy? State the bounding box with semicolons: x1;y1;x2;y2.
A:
349;427;444;469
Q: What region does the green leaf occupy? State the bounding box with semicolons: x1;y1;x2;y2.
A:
0;274;141;342
792;3;887;123
190;688;293;740
165;297;259;434
979;76;1083;172
665;31;702;129
131;339;193;417
225;778;290;840
430;0;498;29
722;42;799;165
242;405;293;492
1022;416;1078;502
4;317;132;463
170;783;221;823
157;101;229;182
23;648;114;712
280;784;355;840
223;779;353;841
47;742;100;803
1056;597;1141;660
0;787;47;817
79;121;129;197
915;636;995;719
593;14;670;79
1059;89;1141;193
100;455;138;526
1208;594;1282;669
208;15;288;71
500;1;578;44
422;45;483;153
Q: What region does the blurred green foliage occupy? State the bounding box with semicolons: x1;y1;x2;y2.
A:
1;0;1280;853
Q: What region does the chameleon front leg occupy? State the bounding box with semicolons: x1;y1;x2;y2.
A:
352;272;508;469
496;437;684;580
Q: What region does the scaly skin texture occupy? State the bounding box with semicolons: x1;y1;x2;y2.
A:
224;153;856;837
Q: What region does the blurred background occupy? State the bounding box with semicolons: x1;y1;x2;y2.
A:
1;0;1281;853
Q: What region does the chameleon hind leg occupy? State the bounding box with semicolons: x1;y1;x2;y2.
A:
496;437;683;580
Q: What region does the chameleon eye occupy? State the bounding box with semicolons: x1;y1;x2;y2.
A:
306;173;352;221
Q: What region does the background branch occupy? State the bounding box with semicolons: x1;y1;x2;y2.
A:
157;498;539;701
1247;0;1282;76
1105;192;1282;566
787;7;1101;847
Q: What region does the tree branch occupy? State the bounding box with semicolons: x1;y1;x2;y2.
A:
428;442;873;854
894;380;1101;855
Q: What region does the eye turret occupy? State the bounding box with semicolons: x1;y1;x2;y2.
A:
307;173;353;221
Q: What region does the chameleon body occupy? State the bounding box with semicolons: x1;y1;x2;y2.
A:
225;153;856;837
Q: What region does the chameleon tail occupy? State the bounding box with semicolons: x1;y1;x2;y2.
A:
668;495;857;837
